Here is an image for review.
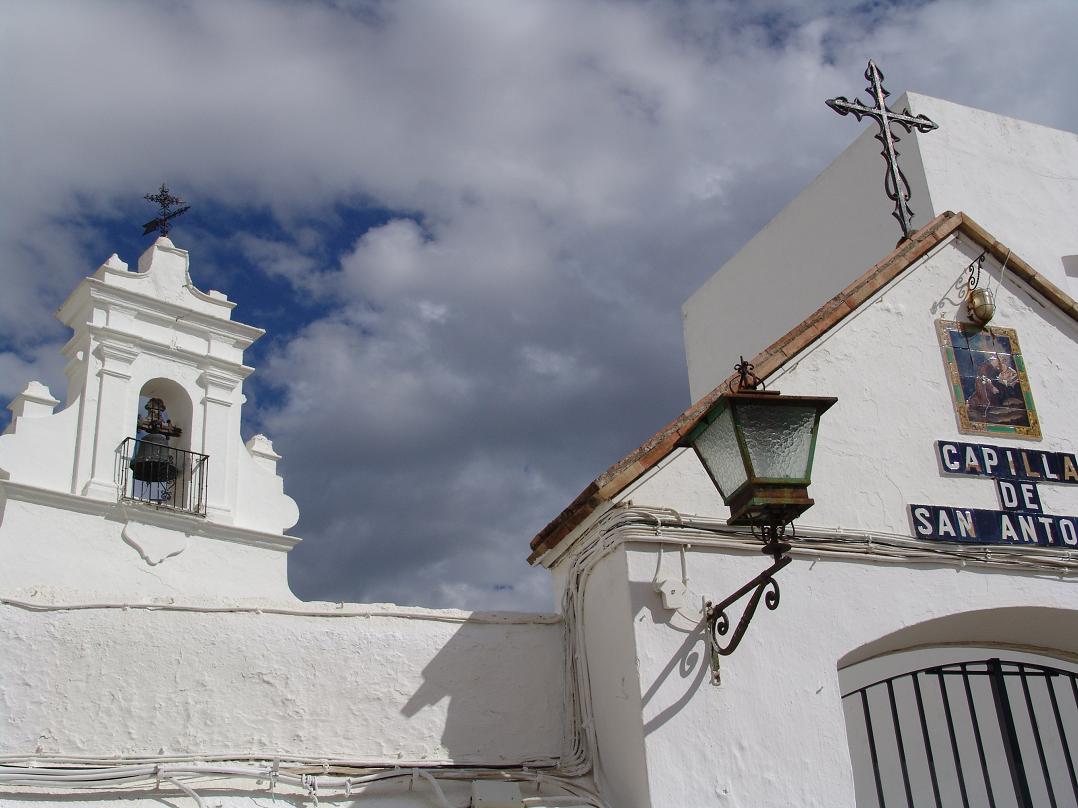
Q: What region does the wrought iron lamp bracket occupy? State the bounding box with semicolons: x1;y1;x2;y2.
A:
968;250;987;291
704;523;794;677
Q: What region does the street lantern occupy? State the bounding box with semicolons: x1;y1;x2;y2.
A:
685;389;836;528
681;358;836;663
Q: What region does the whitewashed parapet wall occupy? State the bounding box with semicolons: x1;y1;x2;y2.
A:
547;229;1078;807
0;240;568;793
683;94;1078;401
0;602;564;765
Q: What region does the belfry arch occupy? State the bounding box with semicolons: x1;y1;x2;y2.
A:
136;377;193;453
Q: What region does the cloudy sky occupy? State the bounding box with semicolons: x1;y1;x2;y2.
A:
3;0;1076;611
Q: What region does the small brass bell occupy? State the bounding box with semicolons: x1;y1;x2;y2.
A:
967;287;995;325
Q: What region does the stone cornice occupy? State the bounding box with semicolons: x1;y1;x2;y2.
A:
57;279;264;346
75;324;256;379
0;479;301;553
92;341;140;378
198;368;242;405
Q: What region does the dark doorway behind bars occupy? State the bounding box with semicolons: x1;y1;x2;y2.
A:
842;656;1078;808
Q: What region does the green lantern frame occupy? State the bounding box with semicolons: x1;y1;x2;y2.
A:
683;390;836;527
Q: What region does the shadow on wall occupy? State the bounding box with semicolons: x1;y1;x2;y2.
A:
400;619;563;765
1063;256;1078;278
627;581;711;737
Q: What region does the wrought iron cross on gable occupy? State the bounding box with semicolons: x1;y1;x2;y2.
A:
142;183;190;237
826;60;938;240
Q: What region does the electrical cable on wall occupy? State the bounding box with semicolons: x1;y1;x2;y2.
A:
0;763;609;808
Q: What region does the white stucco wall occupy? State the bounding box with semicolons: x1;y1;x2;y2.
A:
0;601;564;765
617;546;1076;808
0;493;297;603
564;228;1078;806
913;93;1078;296
684;94;1078;402
0;391;79;491
770;231;1078;535
580;546;652;807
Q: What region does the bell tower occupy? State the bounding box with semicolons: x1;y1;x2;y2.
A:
0;236;300;602
57;236;269;522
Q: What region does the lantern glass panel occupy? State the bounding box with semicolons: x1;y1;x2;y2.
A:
737;402;818;481
695;405;749;498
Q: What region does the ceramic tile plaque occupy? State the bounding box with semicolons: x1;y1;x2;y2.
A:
936;320;1040;439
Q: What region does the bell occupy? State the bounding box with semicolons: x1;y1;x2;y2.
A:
130;433;179;483
967;287;995;325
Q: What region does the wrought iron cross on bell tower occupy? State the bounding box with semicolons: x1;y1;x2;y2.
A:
142;183;190;237
826;60;938;240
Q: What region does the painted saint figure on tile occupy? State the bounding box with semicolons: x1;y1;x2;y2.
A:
936;320;1040;439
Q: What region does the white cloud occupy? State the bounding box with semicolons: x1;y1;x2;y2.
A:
233;233;323;293
3;0;1076;609
340;219;432;301
0;344;68;405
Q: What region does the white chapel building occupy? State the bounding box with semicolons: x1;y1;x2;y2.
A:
1;89;1077;807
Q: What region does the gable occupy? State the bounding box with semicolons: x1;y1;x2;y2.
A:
529;212;1078;563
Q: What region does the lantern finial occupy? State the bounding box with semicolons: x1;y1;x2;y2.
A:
733;356;764;391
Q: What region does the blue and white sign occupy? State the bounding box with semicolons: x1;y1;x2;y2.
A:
909;440;1078;548
935;440;1078;483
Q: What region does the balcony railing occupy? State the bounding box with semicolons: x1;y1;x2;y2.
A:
118;437;209;516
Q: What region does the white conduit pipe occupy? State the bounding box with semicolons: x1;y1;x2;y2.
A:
415;769;451;808
0;598;560;625
165;777;207;808
0;764;612;807
0;752;559;768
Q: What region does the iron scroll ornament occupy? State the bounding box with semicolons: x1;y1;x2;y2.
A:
706;555;791;658
705;523;792;660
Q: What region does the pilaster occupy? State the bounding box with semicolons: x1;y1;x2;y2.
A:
198;367;241;522
82;341;139;500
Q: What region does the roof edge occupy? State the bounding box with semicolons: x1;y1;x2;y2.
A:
527;211;1078;564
